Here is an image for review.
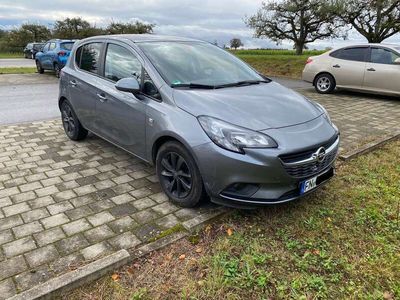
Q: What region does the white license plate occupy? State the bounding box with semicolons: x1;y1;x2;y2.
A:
300;176;318;194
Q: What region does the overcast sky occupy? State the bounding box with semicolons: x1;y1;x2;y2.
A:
1;0;399;49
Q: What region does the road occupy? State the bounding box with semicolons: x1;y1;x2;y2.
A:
0;73;312;125
0;58;36;68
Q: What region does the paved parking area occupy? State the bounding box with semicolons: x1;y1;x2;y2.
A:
0;88;399;298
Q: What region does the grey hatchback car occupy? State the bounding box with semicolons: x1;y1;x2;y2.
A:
59;34;340;208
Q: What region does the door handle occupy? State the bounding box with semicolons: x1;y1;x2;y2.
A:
367;68;376;72
97;93;107;102
69;80;77;86
333;64;341;68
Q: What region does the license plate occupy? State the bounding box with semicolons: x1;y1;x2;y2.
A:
300;176;318;194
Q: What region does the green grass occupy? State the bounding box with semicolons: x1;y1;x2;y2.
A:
68;140;400;300
0;67;36;74
0;52;23;59
230;49;325;56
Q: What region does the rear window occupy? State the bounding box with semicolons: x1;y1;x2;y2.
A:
61;42;74;51
33;44;43;50
330;47;368;62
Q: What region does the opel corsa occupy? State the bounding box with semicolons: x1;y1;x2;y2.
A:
59;35;340;208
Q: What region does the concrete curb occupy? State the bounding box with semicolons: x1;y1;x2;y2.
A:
9;250;130;300
339;132;400;161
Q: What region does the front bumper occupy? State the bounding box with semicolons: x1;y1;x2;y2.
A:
192;117;339;208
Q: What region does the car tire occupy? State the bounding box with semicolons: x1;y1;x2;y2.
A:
60;101;88;141
54;63;61;78
156;141;206;208
36;60;44;74
314;73;336;94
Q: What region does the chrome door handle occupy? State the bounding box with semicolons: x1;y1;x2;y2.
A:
97;93;107;102
367;68;376;72
333;64;341;68
69;80;77;86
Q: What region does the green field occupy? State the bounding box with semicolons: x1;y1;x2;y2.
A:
68;139;400;300
0;52;23;59
0;67;36;74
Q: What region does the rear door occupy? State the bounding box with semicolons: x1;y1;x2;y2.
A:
94;42;147;158
68;42;104;131
363;47;400;94
42;42;56;68
329;47;369;89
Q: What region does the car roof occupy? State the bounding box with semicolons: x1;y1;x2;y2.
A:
81;34;203;43
333;43;399;51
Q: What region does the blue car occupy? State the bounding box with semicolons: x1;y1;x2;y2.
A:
35;39;75;78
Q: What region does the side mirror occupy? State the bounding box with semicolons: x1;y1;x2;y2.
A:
115;77;140;94
394;58;400;65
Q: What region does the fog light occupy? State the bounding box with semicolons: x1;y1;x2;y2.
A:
221;183;259;198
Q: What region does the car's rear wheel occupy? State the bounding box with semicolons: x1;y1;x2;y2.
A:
315;73;335;94
54;63;61;78
156;141;206;207
36;60;44;74
60;101;88;141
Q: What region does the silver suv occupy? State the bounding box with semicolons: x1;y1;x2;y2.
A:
59;34;339;208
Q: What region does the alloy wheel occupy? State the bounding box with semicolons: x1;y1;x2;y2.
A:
160;152;192;198
316;77;331;92
61;104;76;137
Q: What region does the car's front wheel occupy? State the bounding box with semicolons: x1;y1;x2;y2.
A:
60;101;88;141
36;60;44;74
156;141;206;207
314;73;336;94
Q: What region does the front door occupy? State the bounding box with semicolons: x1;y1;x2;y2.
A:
363;47;400;94
94;42;147;158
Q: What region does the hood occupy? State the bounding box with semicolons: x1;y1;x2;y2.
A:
173;81;322;131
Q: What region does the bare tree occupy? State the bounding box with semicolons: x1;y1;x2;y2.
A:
230;38;243;50
334;0;400;43
245;0;345;55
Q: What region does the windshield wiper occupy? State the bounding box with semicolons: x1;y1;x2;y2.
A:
171;83;215;89
215;79;271;89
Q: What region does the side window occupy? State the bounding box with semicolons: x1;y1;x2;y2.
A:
43;43;50;52
49;43;56;51
329;49;342;58
104;44;142;82
371;48;400;64
75;46;82;67
335;47;368;62
80;43;102;74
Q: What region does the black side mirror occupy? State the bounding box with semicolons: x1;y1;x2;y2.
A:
115;77;140;94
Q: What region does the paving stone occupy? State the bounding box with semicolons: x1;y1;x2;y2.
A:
110;203;137;218
14;267;53;292
89;199;115;213
52;190;77;202
40;213;70;229
134;223;161;242
25;244;59;268
62;218;92;236
19;182;42;193
0;230;14;246
111;183;135;195
40;176;63;187
47;201;74;215
3;202;30;217
84;225;115;243
0;197;12;208
132;209;160;224
28;196;55;209
65;205;94;220
69;195;96;207
87;211;115;227
21;208;50;223
0;215;23;231
111;193;135;205
2;237;37;258
49;253;83;274
152;202;179;215
0;255;28;281
132;197;156;210
81;241;111;260
0;278;16;299
56;234;89;256
130;187;154;199
34;227;66;247
74;184;97;196
109;216;138;233
10;191;36;203
156;215;180;229
108;232;141;250
112;174;132;185
13;221;43;238
35;185;59;197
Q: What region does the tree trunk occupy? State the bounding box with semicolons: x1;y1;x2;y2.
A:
295;43;304;55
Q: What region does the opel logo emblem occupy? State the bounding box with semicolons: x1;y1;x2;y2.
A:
313;147;326;163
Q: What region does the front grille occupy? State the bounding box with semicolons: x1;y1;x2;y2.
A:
280;136;339;178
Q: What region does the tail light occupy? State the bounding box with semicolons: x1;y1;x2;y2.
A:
58;51;66;57
306;58;313;64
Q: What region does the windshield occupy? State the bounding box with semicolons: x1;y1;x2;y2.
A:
61;42;74;51
138;41;263;86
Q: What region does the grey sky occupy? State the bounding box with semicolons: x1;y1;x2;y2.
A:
1;0;399;49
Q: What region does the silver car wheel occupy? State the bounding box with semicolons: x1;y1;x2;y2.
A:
316;77;331;92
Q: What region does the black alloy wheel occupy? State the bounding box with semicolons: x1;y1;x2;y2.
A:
60;101;88;141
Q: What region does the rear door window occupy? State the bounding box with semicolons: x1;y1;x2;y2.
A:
49;42;56;51
43;43;50;52
78;43;102;74
61;42;74;51
333;47;368;62
371;47;400;64
104;43;142;82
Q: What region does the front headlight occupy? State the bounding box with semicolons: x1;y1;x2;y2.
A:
315;102;332;125
198;116;278;154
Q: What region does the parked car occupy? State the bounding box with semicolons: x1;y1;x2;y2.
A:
59;35;339;208
303;44;400;96
23;42;44;59
35;39;75;78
